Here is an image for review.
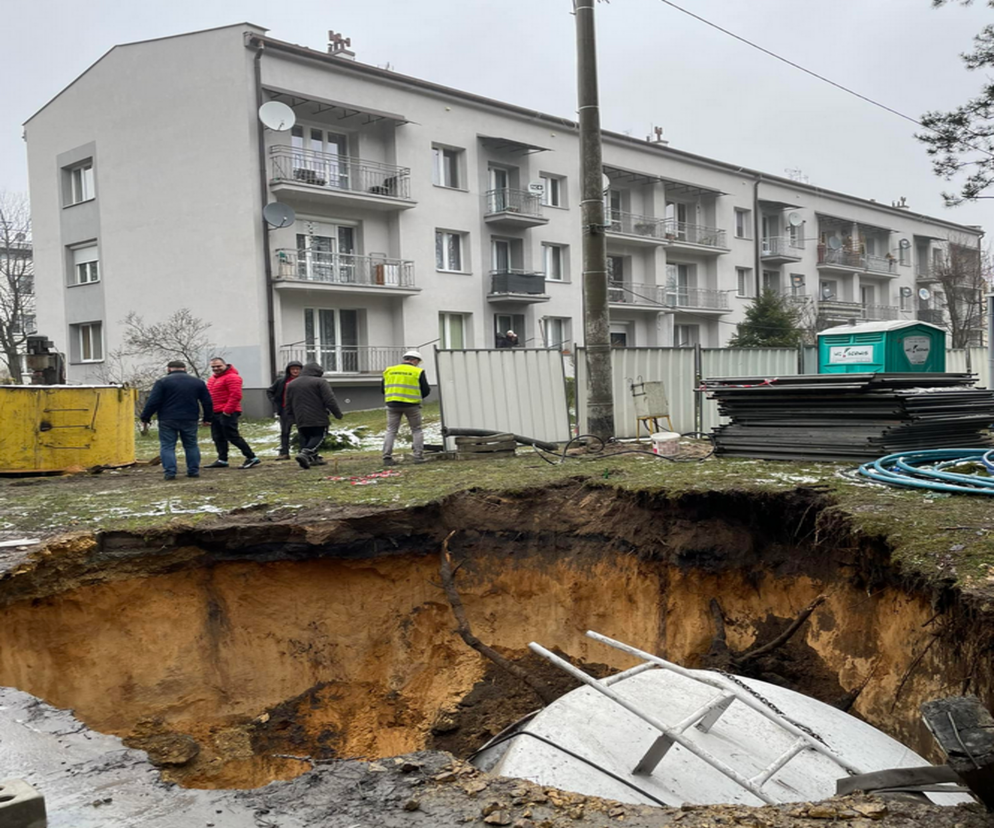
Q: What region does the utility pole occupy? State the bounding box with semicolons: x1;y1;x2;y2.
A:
575;0;614;440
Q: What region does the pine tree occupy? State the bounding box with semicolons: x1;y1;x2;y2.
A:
728;289;803;348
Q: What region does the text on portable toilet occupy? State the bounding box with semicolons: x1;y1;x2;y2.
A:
903;336;931;365
828;345;874;365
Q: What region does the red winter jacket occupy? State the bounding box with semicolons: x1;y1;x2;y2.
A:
207;364;243;415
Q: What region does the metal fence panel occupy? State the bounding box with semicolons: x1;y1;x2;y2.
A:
968;347;990;389
435;348;571;444
946;348;968;375
576;348;698;437
701;348;800;432
801;346;819;375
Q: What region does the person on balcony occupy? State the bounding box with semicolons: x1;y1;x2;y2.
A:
285;362;343;469
381;350;431;466
496;330;519;348
206;358;260;469
267;360;303;460
139;360;213;481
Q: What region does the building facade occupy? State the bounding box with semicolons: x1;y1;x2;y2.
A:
25;23;986;403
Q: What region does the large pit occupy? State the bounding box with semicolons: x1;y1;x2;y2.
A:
1;484;991;793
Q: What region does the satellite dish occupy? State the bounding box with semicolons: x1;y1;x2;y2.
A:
528;181;545;196
13;232;26;242
918;287;931;301
900;286;913;297
259;101;296;132
263;202;296;229
827;237;842;250
821;286;835;300
787;211;803;227
899;238;911;249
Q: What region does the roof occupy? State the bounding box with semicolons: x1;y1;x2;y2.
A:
819;319;945;335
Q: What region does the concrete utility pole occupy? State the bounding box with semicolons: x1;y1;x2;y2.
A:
575;0;614;440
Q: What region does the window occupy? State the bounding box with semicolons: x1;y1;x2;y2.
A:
67;162;94;204
439;312;467;349
820;279;838;301
294;225;355;283
610;323;631;347
736;267;752;297
674;324;700;348
789;274;806;296
290;126;349;188
607;255;626;283
734;209;751;239
75;322;104;362
860;285;875;307
435;230;464;272
762;270;780;292
432;145;461;188
899;243;911;266
494;314;525;347
14;314;36;335
544;317;571;350
72;245;100;285
540;175;563;207
543;244;566;281
303;308;359;372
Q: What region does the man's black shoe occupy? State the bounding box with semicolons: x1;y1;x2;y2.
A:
206;460;229;468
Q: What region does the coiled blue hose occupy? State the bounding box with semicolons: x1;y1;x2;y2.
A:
859;449;994;495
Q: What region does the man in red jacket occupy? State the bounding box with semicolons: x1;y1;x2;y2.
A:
205;357;260;469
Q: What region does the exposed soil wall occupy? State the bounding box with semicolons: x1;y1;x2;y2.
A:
0;484;990;790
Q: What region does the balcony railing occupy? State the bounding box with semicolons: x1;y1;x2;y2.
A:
918;308;945;325
817;247;897;274
665;285;730;310
485;188;543;217
818;300;863;319
761;236;804;257
274;249;415;288
607;211;667;240
608;282;667;305
270;146;411;199
277;344;407;375
861;304;899;321
490;269;546;295
662;219;727;249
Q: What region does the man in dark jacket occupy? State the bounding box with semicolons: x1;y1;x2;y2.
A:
140;360;213;480
266;360;303;460
285;362;343;469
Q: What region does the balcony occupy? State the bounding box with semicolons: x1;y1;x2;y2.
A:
608;282;667;309
269;147;415;211
665;285;730;313
918;308;945;326
273;250;419;295
488;270;549;303
484;189;548;228
661;220;728;254
861;304;900;321
916;262;938;282
277;344;407;376
605;212;668;247
818;299;863;322
761;236;804;264
817;247;898;276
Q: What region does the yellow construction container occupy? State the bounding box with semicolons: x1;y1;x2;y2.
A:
0;385;137;473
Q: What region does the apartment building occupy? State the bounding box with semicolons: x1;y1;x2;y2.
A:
24;23;985;405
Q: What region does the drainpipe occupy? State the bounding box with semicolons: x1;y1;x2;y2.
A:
253;37;278;383
752;175;763;300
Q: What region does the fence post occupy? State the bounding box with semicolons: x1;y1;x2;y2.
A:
966;346;973;375
694;343;703;434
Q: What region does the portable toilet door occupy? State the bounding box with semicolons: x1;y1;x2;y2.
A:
884;322;946;372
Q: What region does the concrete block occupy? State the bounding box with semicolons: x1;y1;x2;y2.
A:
0;778;47;828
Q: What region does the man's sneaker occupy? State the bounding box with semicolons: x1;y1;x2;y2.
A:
382;457;396;467
164;474;176;481
295;453;311;469
275;454;291;461
206;460;228;468
240;457;261;469
187;473;200;478
311;456;327;466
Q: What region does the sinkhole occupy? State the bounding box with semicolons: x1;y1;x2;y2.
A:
0;485;989;793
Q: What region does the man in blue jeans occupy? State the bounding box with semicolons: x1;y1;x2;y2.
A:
140;360;214;480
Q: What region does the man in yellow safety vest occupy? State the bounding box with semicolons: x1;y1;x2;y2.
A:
381;350;431;465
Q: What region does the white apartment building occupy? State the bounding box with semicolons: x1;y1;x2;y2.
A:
25;23;985;409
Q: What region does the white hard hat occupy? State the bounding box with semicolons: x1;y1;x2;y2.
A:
403;350;423;361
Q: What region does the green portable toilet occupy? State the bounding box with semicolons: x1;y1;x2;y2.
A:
817;320;946;374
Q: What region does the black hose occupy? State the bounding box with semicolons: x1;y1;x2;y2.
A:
443;427;559;453
467;729;669;808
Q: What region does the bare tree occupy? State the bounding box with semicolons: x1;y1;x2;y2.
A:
0;192;34;383
119;308;218;378
931;237;991;347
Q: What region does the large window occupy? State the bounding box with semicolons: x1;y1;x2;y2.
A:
71;245;100;285
432;145;461;188
296;226;355;283
74;322;103;362
543;243;566;281
290;125;349;188
304;308;359;372
435;230;464;272
439;312;467;349
540;174;563;207
67;162;94;205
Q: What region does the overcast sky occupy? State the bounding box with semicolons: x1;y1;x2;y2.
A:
5;0;993;230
